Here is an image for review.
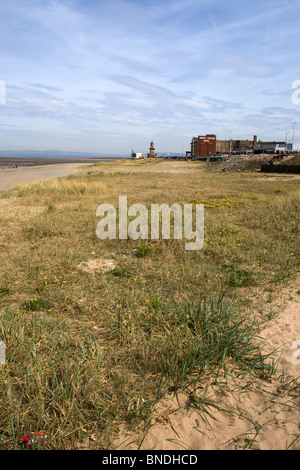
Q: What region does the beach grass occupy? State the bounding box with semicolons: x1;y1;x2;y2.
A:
0;159;299;449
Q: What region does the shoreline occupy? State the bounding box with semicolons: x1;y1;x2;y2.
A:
0;156;124;167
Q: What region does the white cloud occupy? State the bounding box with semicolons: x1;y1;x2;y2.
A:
0;0;299;152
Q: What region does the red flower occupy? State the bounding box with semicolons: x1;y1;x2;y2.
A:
21;430;47;449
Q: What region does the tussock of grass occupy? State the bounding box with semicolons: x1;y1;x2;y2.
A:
121;294;273;388
136;243;153;258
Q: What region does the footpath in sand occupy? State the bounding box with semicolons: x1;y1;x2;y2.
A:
0;163;90;191
113;279;300;451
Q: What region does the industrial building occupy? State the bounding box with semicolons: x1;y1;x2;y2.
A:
216;135;286;154
191;134;288;157
216;136;258;154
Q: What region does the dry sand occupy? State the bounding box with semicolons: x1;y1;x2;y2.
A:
113;279;300;451
0;162;91;191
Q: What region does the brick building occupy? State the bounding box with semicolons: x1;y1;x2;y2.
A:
216;135;286;154
191;134;216;157
216;135;258;154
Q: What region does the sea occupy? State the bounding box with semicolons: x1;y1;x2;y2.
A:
0;151;130;168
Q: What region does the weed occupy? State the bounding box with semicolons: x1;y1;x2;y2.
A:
222;264;256;287
0;282;10;297
22;298;52;312
136;243;153;258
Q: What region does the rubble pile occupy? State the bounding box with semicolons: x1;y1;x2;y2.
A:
214;154;276;172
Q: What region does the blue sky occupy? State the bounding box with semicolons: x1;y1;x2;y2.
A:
0;0;299;154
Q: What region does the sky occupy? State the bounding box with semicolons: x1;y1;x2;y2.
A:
0;0;300;155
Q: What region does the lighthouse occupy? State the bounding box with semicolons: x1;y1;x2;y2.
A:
148;140;156;158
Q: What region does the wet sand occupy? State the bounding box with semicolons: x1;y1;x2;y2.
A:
0;162;91;191
0;156;121;167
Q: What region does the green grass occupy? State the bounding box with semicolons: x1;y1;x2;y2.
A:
0;159;299;449
136;242;153;258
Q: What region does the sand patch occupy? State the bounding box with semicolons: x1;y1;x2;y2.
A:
259;280;300;379
78;258;118;273
0;163;90;191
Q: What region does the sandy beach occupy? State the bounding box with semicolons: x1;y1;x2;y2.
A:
0;162;91;191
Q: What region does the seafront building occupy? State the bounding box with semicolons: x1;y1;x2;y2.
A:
190;134;288;157
191;135;216;157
